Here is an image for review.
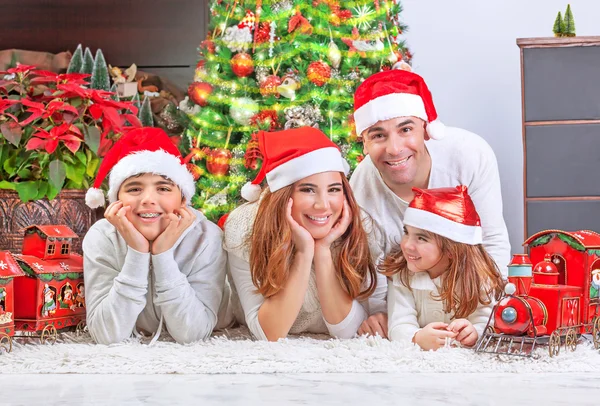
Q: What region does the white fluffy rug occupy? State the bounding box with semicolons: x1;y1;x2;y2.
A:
1;327;600;374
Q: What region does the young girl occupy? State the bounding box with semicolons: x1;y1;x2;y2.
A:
382;185;504;350
224;127;387;341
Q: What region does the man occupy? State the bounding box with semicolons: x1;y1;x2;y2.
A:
350;69;510;338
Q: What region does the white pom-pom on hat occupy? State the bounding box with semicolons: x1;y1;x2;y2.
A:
85;188;106;209
426;119;445;140
241;182;262;202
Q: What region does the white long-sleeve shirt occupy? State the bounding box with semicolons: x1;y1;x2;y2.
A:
82;208;231;345
387;272;492;343
350;126;511;278
223;199;387;340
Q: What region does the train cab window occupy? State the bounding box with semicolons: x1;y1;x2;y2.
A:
47;244;56;255
60;244;70;255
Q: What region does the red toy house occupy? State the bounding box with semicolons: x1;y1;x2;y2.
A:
0;251;25;353
13;225;86;343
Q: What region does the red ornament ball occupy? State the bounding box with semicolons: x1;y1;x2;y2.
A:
188;82;213;107
206;148;233;176
307;61;331;86
231;52;254;78
259;75;282;97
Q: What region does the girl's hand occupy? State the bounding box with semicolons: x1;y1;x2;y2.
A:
447;318;478;347
104;201;150;253
315;199;352;251
358;312;388;338
286;198;314;256
151;206;196;255
413;322;457;351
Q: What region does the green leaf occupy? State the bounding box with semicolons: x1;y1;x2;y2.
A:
3;154;17;176
47;183;60;200
65;161;85;185
35;181;49;200
86;157;100;178
16;168;32;179
84;125;101;155
0;122;22;147
0;180;16;190
49;159;67;189
75;150;87;165
15;181;39;202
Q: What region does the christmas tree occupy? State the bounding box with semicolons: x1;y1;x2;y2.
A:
139;96;154;126
91;49;111;91
67;44;83;74
563;4;576;37
552;11;564;37
182;0;412;221
81;47;94;76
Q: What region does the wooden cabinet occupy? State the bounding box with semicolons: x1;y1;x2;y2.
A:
518;37;600;237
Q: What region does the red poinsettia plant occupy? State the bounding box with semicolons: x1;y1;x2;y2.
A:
0;64;141;201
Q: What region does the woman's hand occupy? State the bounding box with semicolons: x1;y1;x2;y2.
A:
315;200;352;251
104;201;150;253
286;198;314;256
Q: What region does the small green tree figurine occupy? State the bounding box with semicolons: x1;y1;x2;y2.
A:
139;96;154;126
67;44;83;74
81;47;94;75
91;49;111;91
553;11;564;37
564;4;576;37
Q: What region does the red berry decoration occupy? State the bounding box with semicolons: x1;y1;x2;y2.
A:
259;75;282;97
187;82;213;107
231;52;254;78
206;148;233;176
307;61;331;86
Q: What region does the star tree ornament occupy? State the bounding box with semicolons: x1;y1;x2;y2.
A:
353;4;376;32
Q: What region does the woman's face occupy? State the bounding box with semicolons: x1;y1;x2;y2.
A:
290;171;345;240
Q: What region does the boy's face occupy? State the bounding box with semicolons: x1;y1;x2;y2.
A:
117;173;184;241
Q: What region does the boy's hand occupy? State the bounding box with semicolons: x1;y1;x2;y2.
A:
105;201;150;253
151;206;196;255
447;319;478;347
413;322;457;351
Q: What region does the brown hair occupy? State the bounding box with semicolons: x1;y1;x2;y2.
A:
248;176;376;300
379;231;504;319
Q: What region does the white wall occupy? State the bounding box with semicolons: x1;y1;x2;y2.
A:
401;0;599;254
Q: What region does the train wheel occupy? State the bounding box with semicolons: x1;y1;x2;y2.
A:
0;334;12;354
593;318;600;350
41;325;58;345
549;331;561;357
565;328;578;352
75;321;87;336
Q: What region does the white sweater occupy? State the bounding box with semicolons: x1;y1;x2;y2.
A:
83;208;231;345
387;272;492;343
223;199;388;340
350;126;511;278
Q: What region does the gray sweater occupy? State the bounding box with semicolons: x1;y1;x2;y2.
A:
82;208;229;344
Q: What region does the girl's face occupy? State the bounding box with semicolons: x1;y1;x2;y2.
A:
290;171;345;240
117;173;184;241
400;225;450;279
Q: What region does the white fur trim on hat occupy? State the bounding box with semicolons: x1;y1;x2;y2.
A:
426;119;445;140
354;93;427;136
403;207;482;245
266;147;349;192
85;188;106;209
241;182;262;202
106;150;195;204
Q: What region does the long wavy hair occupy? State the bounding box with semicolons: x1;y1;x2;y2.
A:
379;231;504;319
248;175;376;300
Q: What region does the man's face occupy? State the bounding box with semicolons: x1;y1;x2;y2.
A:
361;116;428;190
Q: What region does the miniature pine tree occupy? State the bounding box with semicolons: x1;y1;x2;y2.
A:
552;11;563;37
81;47;94;75
67;44;83;74
131;93;141;110
91;49;111;91
564;4;576;37
139;96;154;126
110;83;120;101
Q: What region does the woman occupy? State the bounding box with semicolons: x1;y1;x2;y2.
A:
224;127;387;341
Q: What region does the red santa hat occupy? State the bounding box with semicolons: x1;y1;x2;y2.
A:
85;127;195;208
353;70;445;140
403;185;482;245
241;127;350;202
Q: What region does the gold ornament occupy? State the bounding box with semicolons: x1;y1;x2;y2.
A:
327;41;342;69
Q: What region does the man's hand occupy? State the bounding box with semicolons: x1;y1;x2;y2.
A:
358;312;388;338
151;206;196;255
105;201;149;253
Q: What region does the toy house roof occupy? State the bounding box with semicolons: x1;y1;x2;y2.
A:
14;254;83;275
0;251;26;279
523;229;600;249
24;225;79;239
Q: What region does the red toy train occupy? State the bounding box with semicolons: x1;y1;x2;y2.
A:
0;225;86;354
476;229;600;357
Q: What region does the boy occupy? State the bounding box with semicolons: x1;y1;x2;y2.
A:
83;127;231;344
